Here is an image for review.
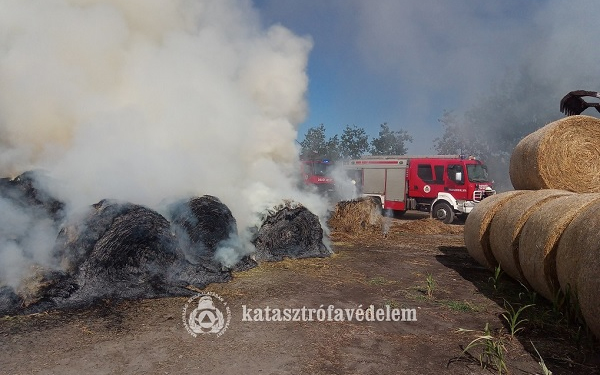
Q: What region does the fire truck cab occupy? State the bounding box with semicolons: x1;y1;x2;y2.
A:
300;159;335;194
343;155;495;224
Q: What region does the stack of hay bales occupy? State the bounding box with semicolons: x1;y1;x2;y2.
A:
464;115;600;339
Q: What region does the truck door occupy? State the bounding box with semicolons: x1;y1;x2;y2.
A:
445;164;468;200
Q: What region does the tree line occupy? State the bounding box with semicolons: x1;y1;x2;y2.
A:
299;123;412;160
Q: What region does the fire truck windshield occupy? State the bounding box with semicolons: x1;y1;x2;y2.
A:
466;164;490;182
314;162;334;176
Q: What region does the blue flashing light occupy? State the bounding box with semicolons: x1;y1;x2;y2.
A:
322;159;329;163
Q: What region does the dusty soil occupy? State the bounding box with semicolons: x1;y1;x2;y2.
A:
1;212;599;375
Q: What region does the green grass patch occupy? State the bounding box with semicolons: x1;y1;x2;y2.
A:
440;300;482;312
367;276;388;285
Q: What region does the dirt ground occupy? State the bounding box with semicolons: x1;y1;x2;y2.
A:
1;212;599;375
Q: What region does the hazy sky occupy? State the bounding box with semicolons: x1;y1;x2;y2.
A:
254;0;600;153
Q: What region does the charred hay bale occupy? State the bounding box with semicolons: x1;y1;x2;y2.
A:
518;194;600;301
576;241;600;340
77;202;179;282
328;196;382;233
168;196;237;255
48;200;230;309
464;190;527;270
167;196;245;269
13;267;77;311
0;170;65;222
253;203;331;262
510;115;600;192
0;285;21;315
489;190;572;284
555;200;600;298
0;172;65;273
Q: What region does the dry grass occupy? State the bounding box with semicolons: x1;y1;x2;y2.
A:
393;218;463;235
510;115;600;192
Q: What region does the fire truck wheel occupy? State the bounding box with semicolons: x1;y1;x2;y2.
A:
433;202;455;224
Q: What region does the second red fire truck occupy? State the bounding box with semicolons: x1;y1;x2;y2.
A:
343;155;495;224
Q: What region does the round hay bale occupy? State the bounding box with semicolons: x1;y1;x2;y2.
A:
489;189;572;284
555;200;600;297
518;193;600;301
577;245;600;340
168;195;238;270
464;190;527;269
253;202;331;262
328;196;382;233
509;115;600;192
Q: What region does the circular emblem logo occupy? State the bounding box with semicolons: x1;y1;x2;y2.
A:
182;292;231;337
423;185;431;193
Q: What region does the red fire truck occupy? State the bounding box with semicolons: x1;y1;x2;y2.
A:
343;155;495;223
300;159;336;194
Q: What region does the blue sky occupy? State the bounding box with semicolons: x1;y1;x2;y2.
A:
253;0;600;153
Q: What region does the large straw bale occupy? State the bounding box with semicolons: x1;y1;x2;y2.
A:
489;190;572;284
464;190;527;269
518;194;600;300
328;196;382;233
577;245;600;340
510;115;600;192
555;200;600;296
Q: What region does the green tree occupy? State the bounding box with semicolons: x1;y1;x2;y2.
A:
300;124;327;159
300;124;341;160
325;134;342;160
370;123;413;155
340;125;369;159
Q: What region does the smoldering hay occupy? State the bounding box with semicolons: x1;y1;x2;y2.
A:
0;0;337;301
509;115;600;192
0;191;330;315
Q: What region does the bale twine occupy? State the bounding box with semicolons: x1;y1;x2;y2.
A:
464;190;527;269
555;200;600;297
577;244;600;340
489;189;572;284
509;115;600;192
328;196;382;233
518;193;600;301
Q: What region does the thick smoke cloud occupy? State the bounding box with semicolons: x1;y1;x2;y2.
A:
258;0;600;153
0;0;325;286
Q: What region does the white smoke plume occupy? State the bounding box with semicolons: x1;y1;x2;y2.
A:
0;0;328;286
